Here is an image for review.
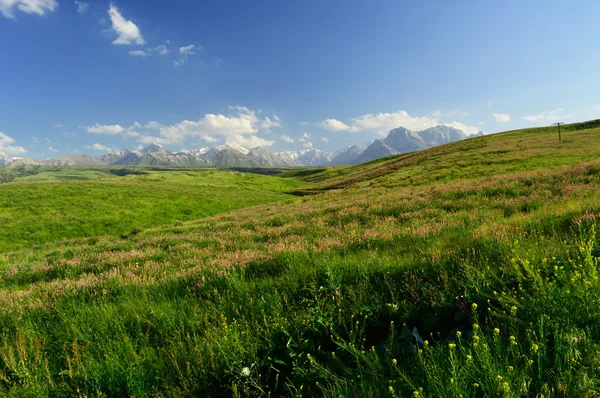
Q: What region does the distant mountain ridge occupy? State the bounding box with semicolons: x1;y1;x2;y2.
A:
2;125;480;168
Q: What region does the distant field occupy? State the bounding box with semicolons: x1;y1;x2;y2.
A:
0;168;304;251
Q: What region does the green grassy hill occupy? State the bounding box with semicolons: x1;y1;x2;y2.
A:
1;121;600;396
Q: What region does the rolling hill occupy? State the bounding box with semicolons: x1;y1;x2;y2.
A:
1;120;600;396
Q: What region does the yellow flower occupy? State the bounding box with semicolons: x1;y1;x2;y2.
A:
450;378;454;383
412;391;419;397
471;303;478;311
473;335;480;342
508;366;514;372
502;381;510;392
448;343;457;349
509;336;517;345
392;359;397;366
531;344;539;353
456;331;462;338
473;383;480;388
497;375;503;380
473;323;479;330
418;349;423;354
389;386;394;393
424;340;429;347
466;355;472;361
493;328;500;335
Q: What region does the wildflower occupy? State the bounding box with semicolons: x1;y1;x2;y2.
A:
472;303;478;311
371;346;375;352
509;336;517;345
450;378;454;384
473;342;479;348
418;349;423;354
412;391;419;397
473;335;480;343
456;331;462;338
510;305;517;315
497;375;503;380
389;386;394;393
531;344;539;353
392;359;397;366
473;323;479;330
508;366;514;372
528;359;534;365
482;343;488;349
448;343;457;349
494;328;500;335
332;352;336;358
466;355;472;361
502;381;510;392
424;340;429;347
241;367;251;377
473;383;480;388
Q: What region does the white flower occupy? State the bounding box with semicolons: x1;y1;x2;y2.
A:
241;367;251;377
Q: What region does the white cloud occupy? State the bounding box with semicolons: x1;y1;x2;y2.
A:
321;137;329;143
107;3;144;45
45;137;51;144
74;0;88;13
48;147;58;153
0;132;27;155
302;141;313;149
87;124;125;135
127;106;279;147
129;44;169;57
86;143;112;152
492;113;511;123
443;121;480;135
153;44;169;55
0;0;57;19
319;118;350;132
33;137;39;143
280;135;294;143
318;109;481;136
129;50;150;57
86;123;139;137
173;44;199;67
54;123;63;128
299;133;311;142
179;45;197;56
522;108;570;123
228;134;274;148
260;116;282;130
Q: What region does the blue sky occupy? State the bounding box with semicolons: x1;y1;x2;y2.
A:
1;0;600;158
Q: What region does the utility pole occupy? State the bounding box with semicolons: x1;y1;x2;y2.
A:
554;122;564;142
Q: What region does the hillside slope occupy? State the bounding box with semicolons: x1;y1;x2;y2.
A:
2;120;600;396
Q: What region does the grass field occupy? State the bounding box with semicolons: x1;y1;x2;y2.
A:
1;121;600;396
0;168;304;252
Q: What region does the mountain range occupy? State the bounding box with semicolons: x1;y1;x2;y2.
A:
0;126;482;168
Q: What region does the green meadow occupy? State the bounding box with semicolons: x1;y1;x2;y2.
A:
0;168;304;252
2;121;600;396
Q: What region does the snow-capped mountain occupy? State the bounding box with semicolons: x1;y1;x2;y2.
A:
357;125;469;164
330;145;366;166
0;125;478;168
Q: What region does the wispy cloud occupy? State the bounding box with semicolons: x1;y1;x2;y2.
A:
492;113;511;123
0;132;27;155
280;135;294;143
174;44;200;66
522;108;570;123
0;0;58;19
74;0;89;14
85;143;113;152
129;50;150;57
48;147;58;153
107;3;144;45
